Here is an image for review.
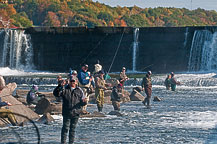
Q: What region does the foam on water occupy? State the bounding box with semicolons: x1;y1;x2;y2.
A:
0;67;65;76
158;111;217;130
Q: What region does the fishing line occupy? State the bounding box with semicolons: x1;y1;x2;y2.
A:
0;111;41;144
80;33;109;66
107;28;125;74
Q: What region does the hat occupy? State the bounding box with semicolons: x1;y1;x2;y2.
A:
32;85;38;91
72;70;77;74
148;70;152;75
170;72;174;75
98;70;104;74
122;67;126;70
83;64;88;68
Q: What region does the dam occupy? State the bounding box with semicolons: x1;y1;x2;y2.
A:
0;26;216;73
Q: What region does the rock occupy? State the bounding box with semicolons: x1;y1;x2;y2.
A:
80;111;106;118
0;84;39;127
105;78;119;87
89;90;130;104
130;89;145;101
133;87;142;92
37;113;54;124
153;96;161;102
108;111;123;116
35;98;51;115
50;102;62;115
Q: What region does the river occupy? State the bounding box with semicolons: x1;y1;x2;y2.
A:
0;69;217;144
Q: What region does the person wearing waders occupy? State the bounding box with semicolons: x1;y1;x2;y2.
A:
170;72;181;91
95;70;108;112
164;74;172;90
141;71;152;108
110;84;122;111
53;76;87;144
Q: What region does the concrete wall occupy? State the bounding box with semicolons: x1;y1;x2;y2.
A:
25;26;217;73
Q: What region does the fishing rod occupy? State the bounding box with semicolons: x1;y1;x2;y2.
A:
107;28;125;74
140;64;154;71
80;33;109;67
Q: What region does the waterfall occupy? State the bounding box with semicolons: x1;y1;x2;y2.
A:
0;29;35;70
132;28;139;72
188;30;217;71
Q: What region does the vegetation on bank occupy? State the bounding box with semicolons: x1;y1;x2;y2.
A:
0;0;217;28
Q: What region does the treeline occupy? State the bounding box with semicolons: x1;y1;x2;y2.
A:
0;0;217;28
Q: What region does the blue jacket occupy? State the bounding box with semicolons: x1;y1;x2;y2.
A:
77;70;90;85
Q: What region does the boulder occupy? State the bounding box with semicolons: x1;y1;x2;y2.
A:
133;87;142;92
153;96;161;102
37;113;54;124
0;83;39;126
35;98;52;115
108;111;123;116
130;89;145;101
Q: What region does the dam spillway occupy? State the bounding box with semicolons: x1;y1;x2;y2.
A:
0;26;217;73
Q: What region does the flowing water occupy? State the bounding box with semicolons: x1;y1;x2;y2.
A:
0;69;217;144
1;28;217;143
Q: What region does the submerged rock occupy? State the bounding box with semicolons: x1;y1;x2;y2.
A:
37;113;54;124
108;111;123;116
80;111;106;118
153;96;161;102
130;89;145;101
35;98;52;115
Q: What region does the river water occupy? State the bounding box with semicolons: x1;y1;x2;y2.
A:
0;68;217;144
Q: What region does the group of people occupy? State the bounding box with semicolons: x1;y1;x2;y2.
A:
52;62;124;144
0;64;181;143
164;72;181;91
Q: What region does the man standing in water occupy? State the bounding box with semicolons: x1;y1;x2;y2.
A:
53;76;87;144
170;72;181;91
164;74;172;90
95;70;108;112
77;64;93;114
141;71;152;108
119;67;129;92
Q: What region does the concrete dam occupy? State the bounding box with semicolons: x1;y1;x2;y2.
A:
0;26;217;73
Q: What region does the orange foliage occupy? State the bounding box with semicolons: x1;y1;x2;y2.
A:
120;19;127;27
108;21;114;27
6;4;16;15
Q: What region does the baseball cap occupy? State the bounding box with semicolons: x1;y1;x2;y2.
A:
148;71;152;75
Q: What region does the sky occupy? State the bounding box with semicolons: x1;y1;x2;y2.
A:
92;0;217;11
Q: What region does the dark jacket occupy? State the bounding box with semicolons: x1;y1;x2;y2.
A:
110;86;121;102
141;74;152;89
53;85;87;117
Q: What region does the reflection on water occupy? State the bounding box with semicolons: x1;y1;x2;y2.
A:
1;72;217;143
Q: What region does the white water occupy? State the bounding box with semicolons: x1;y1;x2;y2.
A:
0;29;35;70
188;30;217;71
132;28;139;72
